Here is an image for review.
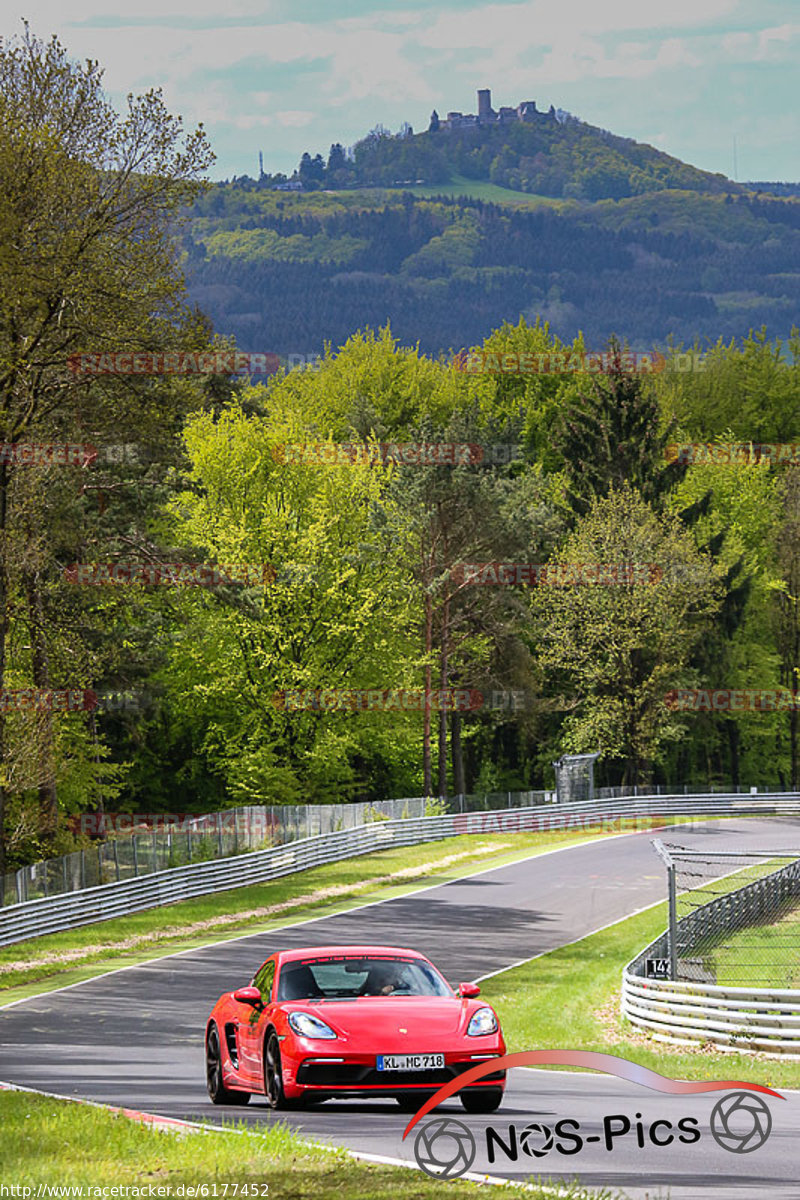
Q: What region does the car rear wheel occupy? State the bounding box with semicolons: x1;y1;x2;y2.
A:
206;1025;250;1105
460;1089;503;1114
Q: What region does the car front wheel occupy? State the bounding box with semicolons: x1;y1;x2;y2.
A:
396;1093;433;1112
460;1089;503;1114
264;1032;299;1110
206;1025;250;1105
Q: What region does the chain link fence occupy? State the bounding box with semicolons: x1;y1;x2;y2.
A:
652;840;800;987
1;780;790;910
1;790;559;908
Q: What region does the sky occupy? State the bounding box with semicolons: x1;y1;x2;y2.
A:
5;0;799;183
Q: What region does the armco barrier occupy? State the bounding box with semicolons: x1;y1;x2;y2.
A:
621;975;800;1054
1;793;799;948
622;835;800;1055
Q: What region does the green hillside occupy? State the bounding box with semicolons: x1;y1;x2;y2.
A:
400;173;563;206
186;182;800;357
276;102;741;202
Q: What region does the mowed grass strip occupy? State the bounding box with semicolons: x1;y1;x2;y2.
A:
0;1090;611;1199
0;824;659;998
480;903;800;1091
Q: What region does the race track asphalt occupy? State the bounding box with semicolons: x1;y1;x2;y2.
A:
2;817;799;1200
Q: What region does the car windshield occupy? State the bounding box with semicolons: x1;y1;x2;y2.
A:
276;955;453;1001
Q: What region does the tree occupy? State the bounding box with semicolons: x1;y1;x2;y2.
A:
556;339;683;516
0;25;212;871
663;453;778;788
774;468;800;787
429;111;440;133
531;487;720;785
657;328;800;444
162;397;421;804
327;143;346;173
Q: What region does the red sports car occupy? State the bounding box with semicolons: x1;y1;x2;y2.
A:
205;944;506;1113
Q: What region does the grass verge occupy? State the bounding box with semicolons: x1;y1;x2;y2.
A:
401;174;564;207
0;824;664;1002
709;898;800;988
480;903;800;1091
0;1089;612;1198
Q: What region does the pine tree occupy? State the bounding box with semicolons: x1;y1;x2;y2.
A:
327;142;346;172
557;339;681;515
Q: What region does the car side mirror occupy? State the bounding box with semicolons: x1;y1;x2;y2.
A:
459;982;481;998
233;986;263;1006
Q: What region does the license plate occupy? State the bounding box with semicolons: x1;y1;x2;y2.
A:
376;1053;445;1071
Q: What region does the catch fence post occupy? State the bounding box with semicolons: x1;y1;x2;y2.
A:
653;839;678;981
667;861;678;981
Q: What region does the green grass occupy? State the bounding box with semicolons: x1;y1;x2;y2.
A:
480;903;800;1091
676;857;800;988
398;174;565;207
704;898;800;988
0;1090;609;1198
0;825;653;1002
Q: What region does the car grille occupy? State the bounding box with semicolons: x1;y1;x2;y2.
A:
296;1060;505;1088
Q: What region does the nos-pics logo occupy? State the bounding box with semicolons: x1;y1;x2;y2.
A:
402;1051;782;1181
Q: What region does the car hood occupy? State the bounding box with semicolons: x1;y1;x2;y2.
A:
290;996;486;1041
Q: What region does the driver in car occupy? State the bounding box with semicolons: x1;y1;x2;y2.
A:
361;961;407;995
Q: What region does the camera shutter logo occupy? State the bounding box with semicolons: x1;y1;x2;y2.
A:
710;1092;772;1153
520;1122;554;1158
413;1117;476;1179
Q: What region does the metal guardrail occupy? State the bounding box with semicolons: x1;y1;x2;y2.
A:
621;976;800;1054
1;791;799;948
622;841;800;1054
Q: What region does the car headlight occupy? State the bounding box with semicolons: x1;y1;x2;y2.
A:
288;1011;338;1039
467;1006;498;1036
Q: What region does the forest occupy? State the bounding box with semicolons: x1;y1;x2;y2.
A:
185;184;800;355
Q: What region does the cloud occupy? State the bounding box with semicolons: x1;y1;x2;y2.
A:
273;109;316;126
8;0;800;179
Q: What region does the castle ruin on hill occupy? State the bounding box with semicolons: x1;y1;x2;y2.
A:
432;88;557;131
